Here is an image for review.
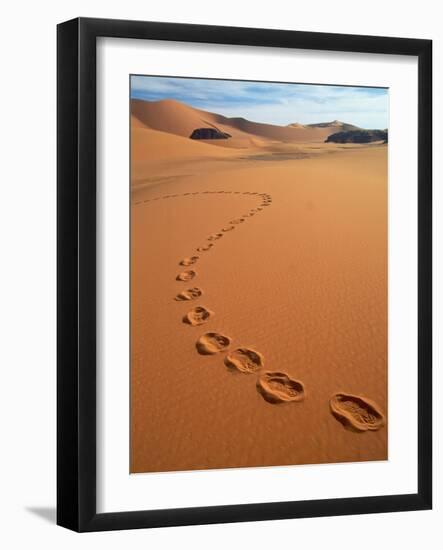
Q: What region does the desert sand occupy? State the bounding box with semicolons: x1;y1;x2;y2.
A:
130;99;387;473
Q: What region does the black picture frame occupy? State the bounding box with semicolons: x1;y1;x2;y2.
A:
57;17;432;532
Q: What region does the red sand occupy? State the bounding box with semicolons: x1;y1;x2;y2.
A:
130;99;387;473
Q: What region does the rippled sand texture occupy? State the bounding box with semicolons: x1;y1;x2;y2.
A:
130;99;387;473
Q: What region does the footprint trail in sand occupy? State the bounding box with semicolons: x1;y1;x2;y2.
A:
196;332;232;354
143;190;305;404
225;348;264;374
168;190;280;399
176;270;197;281
183;306;213;326
257;371;306;404
329;393;385;432
174;287;203;301
138;189;385;430
180;256;199;266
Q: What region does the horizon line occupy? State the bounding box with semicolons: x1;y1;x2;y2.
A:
130;95;387;131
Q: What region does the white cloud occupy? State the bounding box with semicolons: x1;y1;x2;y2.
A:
130;76;388;129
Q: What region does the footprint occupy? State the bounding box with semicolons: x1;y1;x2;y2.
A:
207;233;223;241
180;256;199;266
329;393;385;432
174;287;203;301
196;332;231;355
230;218;245;225
176;270;196;281
222;226;235;232
197;244;214;252
257;372;305;404
183;306;214;326
224;348;264;374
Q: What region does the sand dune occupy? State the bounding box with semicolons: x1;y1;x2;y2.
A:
131;122;237;162
131;99;353;144
131;122;240;189
307;120;360;132
198;136;269;149
131;99;261;141
130;94;387;474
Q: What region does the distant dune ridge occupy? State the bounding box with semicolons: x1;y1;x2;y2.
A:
131;98;363;145
307;120;360;132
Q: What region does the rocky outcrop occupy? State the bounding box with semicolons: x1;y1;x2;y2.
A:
326;129;388;144
190;128;231;140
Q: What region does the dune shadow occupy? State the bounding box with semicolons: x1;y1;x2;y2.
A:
237;152;311;162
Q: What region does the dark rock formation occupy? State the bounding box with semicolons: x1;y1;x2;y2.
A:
190;128;231;140
326;129;388;144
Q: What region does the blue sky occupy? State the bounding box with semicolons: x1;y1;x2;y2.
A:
131;76;388;129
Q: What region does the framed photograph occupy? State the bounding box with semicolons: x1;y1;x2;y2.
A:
57;17;432;531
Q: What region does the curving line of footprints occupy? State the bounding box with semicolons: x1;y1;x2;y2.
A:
137;190;386;433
